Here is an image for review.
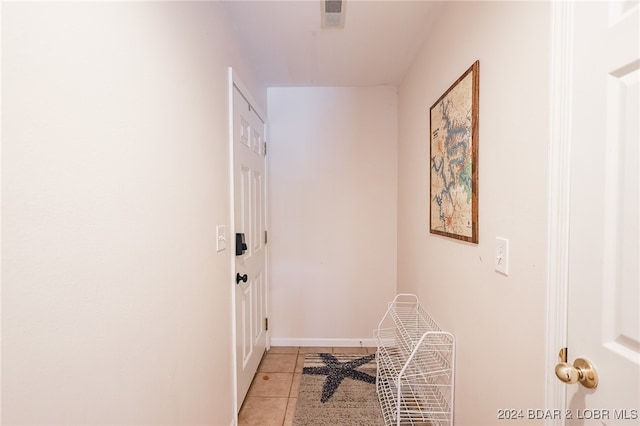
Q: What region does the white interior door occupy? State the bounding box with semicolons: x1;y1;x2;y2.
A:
232;84;267;409
563;1;639;423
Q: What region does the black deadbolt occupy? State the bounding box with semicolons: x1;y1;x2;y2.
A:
235;233;248;256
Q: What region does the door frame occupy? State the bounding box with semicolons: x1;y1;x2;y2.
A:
545;1;574;424
228;68;270;421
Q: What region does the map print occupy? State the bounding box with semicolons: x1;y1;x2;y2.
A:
430;66;477;241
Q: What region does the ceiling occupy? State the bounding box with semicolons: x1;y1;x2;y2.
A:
221;0;443;87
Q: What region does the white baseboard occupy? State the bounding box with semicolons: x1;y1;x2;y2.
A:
270;337;377;348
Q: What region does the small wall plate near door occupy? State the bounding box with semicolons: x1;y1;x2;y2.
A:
495;237;509;275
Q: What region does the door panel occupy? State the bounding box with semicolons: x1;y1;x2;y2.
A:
239;279;252;368
565;1;639;423
233;86;267;409
603;63;638;363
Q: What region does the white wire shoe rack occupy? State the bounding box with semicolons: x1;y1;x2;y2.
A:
374;294;455;426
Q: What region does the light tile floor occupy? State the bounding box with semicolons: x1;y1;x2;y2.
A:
238;346;377;426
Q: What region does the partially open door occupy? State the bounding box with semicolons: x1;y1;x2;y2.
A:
231;78;268;410
549;1;639;423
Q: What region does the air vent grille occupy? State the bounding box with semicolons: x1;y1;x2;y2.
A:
325;0;342;13
321;0;345;28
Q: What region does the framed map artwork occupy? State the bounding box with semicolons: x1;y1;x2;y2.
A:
429;60;479;243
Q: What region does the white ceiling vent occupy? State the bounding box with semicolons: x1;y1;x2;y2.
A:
321;0;346;28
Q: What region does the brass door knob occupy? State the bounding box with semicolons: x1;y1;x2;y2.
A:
555;357;598;388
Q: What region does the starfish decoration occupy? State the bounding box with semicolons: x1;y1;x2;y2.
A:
303;353;376;403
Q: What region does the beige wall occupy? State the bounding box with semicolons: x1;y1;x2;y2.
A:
267;87;398;346
397;1;550;424
1;2;263;424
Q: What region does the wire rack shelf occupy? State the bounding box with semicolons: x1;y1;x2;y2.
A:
374;294;455;426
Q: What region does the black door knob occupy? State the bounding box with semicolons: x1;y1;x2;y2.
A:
236;273;248;284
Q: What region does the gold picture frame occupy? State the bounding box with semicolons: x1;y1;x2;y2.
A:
429;60;479;243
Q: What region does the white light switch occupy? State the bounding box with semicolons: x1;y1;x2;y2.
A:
495;237;509;275
216;225;227;252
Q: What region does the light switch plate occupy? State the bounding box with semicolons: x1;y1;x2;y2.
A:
216;225;227;252
495;237;509;275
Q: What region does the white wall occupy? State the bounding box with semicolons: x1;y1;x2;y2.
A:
267;87;398;346
1;2;263;425
397;2;550;425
